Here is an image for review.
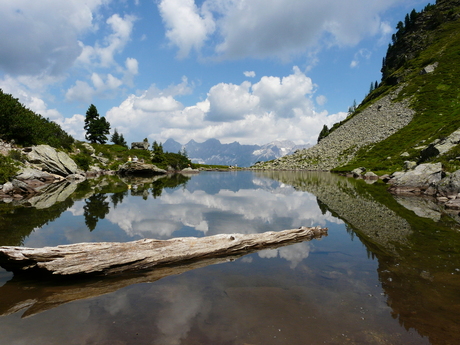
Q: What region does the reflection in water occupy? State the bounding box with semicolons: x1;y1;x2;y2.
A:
1;171;458;344
83;193;110;231
0;174;191;245
259;242;311;269
262;170;460;345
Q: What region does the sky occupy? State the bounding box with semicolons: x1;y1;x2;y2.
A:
0;0;431;146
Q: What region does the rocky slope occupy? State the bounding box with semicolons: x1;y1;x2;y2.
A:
253;0;460;173
252;87;414;170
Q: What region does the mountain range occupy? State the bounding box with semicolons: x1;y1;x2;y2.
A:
163;138;310;167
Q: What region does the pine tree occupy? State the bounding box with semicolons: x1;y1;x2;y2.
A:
111;129;120;145
84;104;111;144
317;125;330;143
118;133;127;148
111;128;128;147
152;141;165;164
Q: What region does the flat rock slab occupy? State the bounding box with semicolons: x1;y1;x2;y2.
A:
0;227;327;276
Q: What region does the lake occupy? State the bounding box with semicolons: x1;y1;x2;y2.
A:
0;170;459;345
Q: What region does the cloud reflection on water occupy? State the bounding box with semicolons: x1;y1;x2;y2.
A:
104;178;342;240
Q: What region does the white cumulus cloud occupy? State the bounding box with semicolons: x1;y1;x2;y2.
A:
158;0;400;60
106;67;346;145
158;0;215;58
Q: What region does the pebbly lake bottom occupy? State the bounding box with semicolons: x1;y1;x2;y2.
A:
0;171;459;344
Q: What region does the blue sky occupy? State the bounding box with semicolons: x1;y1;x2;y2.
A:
0;0;430;146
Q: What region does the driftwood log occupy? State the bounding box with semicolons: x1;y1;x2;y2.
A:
0;226;327;276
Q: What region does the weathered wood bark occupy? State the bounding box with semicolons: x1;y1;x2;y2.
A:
0;227;327;276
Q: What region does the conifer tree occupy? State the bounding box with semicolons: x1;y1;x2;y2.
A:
111;129;120;144
317;125;330;143
84;104;111;144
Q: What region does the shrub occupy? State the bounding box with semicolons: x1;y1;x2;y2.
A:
73;153;92;171
0;155;20;184
8;149;26;163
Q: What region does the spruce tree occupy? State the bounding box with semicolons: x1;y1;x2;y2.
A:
111;129;120;145
84;104;111;144
118;133;127;148
317;125;330;143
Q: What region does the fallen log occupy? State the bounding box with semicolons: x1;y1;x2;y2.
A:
0;226;327;276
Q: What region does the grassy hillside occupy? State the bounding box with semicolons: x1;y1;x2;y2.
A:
334;0;460;174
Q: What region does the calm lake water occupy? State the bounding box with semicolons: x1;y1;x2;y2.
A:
0;171;459;345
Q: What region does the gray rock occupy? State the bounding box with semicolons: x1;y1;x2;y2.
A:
81;143;95;154
388;163;444;194
419;62;438;75
363;171;378;180
118;162;167;176
404;161;417;171
436;169;460;197
27;145;79;176
131;141;149;150
97;156;109;164
180;167;200;174
445;198;460;210
352;167;366;177
2;182;14;194
15;167;56;181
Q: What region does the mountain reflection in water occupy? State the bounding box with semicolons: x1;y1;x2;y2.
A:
0;171;458;344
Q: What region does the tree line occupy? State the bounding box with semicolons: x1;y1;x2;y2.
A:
0;89;74;149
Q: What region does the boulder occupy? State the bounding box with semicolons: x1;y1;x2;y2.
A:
352;167;366;177
15;167;56;182
388;163;444;194
81;142;95;154
180;167;200;174
131;141;149;150
420;129;460;162
404;161;417;171
1;182;14;194
118;162;167;176
445;198;460;210
436;169;460;197
27;145;79;177
363;171;378;180
419;62;438;75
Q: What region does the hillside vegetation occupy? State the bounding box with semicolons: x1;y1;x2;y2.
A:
0;89;197;183
0;89;74;149
253;0;460;174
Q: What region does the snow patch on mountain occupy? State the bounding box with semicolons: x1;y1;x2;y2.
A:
163;138;310;167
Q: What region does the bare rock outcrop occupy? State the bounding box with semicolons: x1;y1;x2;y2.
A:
26;145;80;177
388;163;444;194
